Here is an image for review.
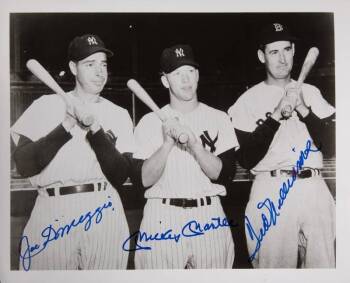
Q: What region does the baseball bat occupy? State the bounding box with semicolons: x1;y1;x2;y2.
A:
127;79;189;144
282;47;319;118
296;47;319;88
26;59;94;126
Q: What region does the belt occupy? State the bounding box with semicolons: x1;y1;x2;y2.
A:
46;182;107;197
162;196;212;209
270;168;321;179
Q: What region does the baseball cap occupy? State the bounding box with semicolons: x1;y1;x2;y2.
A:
160;44;199;74
68;34;113;62
258;23;297;46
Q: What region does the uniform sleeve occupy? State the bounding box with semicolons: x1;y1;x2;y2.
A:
234;117;280;169
303;86;335;119
133;114;162;160
11;95;66;145
215;112;239;155
228;96;257;132
299;110;335;157
13;126;72;178
86;128;130;188
299;85;335;157
114;109;136;154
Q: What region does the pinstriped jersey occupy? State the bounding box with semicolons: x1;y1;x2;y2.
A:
133;103;239;199
228;81;335;173
11;92;135;188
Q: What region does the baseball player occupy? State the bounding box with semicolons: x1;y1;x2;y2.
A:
133;44;239;269
11;34;134;270
228;23;335;268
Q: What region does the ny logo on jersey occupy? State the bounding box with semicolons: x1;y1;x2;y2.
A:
273;23;284;32
200;131;218;153
87;36;98;45
175;48;185;58
106;130;117;145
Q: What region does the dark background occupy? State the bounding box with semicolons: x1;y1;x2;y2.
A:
10;13;335;124
10;13;335;270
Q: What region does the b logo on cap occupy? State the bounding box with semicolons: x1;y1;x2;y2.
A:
87;36;98;45
273;23;283;32
175;48;185;58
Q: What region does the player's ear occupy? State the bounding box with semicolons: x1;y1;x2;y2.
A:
257;49;266;64
69;61;77;76
292;43;295;56
195;68;199;82
161;74;170;89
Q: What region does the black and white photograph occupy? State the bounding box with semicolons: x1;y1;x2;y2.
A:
1;1;349;283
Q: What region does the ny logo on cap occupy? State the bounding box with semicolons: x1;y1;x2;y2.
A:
87;36;98;45
175;48;185;58
273;23;284;32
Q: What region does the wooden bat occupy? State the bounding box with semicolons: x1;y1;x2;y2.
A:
127;79;189;144
282;47;319;118
26;59;94;126
296;47;319;88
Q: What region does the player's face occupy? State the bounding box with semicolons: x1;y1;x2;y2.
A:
163;65;199;102
73;52;108;95
260;41;294;80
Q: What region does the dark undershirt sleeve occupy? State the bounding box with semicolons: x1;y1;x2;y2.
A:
86;128;132;189
127;157;147;190
235;117;280;170
299;110;335;157
13;124;72;178
213;147;237;187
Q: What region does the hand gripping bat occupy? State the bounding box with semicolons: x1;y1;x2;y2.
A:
281;47;320;118
127;79;189;144
26;59;94;126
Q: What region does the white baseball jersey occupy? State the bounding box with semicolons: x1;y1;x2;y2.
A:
11;92;135;187
133;102;238;269
11;92;134;270
228;81;335;268
228;81;335;173
134;103;238;198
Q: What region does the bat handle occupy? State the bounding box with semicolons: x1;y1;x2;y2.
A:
169;117;189;144
281;104;293;119
81;115;95;127
62;95;95;127
178;133;189;144
281;47;319;119
281;73;305;119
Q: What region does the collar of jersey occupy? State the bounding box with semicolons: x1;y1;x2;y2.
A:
262;79;297;91
67;90;103;104
165;102;202;118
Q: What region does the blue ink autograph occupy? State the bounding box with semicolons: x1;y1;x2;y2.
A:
245;139;320;262
19;197;114;271
122;217;238;252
